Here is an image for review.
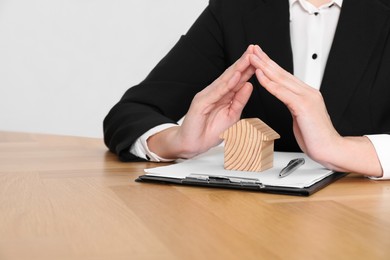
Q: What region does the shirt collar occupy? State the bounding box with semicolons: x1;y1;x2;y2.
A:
289;0;343;9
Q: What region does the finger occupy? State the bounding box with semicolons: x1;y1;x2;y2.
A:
252;46;304;92
193;45;255;109
229;82;253;117
255;68;295;105
201;49;253;102
222;62;255;104
218;45;255;83
231;66;255;94
251;54;305;98
202;70;242;106
208;81;253;125
250;52;291;87
253;45;287;76
234;45;255;71
228;46;257;92
255;68;282;96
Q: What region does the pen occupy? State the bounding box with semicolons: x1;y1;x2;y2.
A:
279;158;305;178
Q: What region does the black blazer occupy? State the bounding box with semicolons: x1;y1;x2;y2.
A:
104;0;390;161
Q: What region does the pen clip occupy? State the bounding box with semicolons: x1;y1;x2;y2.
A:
185;174;265;188
279;158;305;178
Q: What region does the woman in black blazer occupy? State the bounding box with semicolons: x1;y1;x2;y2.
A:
104;0;390;179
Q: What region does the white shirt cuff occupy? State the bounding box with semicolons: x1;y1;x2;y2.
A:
365;134;390;180
130;123;177;162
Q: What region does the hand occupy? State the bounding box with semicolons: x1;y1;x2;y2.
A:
250;45;382;176
250;45;339;159
148;45;256;159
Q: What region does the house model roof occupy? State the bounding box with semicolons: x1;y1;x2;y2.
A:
244;118;280;141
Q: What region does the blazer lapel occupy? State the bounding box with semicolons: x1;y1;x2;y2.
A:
243;0;293;73
321;0;390;127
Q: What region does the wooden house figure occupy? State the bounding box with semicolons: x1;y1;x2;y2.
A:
220;118;280;172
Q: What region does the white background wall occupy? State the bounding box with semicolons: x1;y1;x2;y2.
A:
0;0;208;137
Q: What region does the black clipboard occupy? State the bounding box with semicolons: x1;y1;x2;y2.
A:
136;171;347;196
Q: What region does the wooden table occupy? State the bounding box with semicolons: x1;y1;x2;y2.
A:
0;131;390;260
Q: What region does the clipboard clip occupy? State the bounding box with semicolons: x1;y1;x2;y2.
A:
184;173;265;188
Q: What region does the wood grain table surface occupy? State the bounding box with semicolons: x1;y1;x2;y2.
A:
0;131;389;260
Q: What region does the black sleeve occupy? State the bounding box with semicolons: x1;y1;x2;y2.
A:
103;1;228;161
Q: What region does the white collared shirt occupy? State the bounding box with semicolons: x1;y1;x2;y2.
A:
289;0;342;90
130;0;390;179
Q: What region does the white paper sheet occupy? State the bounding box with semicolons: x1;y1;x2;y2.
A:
144;146;334;188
